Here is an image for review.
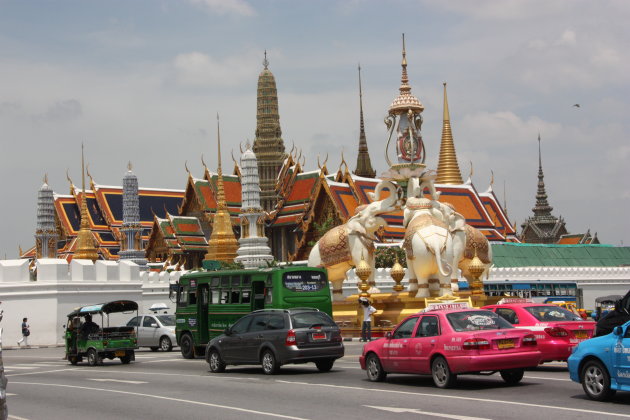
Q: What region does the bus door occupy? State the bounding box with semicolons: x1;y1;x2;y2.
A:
198;283;210;344
253;281;266;311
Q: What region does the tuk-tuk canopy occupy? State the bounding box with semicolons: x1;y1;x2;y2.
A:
67;300;139;318
595;295;623;304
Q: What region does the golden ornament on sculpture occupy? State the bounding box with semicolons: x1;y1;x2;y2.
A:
390;256;405;292
356;253;372;297
468;247;486;296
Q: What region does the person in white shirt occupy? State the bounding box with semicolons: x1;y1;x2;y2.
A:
359;297;377;341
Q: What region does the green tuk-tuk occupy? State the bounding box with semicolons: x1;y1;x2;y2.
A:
65;300;139;366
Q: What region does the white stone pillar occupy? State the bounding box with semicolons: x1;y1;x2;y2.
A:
36;259;69;282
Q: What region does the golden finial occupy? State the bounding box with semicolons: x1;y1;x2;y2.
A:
436;81;463;184
127;161;132;171
263;50;269;70
74;142;98;261
43;173;48;185
86;163;93;185
81;143;86;192
231;150;237;167
490;170;494;187
469;161;474;178
503;179;508;215
340;149;348;171
443;82;450;121
19;244;23;256
217;113;222;174
201;153;207;169
184;160;190;175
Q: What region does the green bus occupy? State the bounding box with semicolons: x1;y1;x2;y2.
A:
172;266;332;358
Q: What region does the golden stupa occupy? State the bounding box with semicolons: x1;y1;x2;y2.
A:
73;144;99;261
204;115;239;263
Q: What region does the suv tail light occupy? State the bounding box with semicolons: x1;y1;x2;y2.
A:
463;338;490;350
285;329;296;346
522;334;537;346
544;327;569;337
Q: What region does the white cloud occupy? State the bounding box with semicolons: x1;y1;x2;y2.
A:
171;51;262;88
187;0;255;16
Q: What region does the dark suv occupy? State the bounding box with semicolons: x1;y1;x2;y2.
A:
205;308;344;374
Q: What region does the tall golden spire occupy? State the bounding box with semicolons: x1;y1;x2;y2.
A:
73;143;99;261
436;82;463;184
353;64;376;178
204;114;238;263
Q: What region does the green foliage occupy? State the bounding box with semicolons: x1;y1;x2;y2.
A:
219;261;244;270
265;260;279;268
375;247;407;268
307;215;338;247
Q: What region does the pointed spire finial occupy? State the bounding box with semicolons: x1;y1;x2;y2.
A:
400;33;409;93
128;161;132;171
443;82;450;121
217;113;222;174
81;142;86;193
263;50;269;70
43;173;48;185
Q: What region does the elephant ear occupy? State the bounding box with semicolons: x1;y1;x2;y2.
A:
367;191;375;201
450;213;466;232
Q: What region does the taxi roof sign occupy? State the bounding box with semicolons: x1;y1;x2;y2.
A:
425;302;471;312
497;297;532;304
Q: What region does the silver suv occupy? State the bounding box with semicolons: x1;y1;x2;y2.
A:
205;308;344;374
126;314;177;352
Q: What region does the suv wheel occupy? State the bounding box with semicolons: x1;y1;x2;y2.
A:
365;353;386;382
208;349;226;373
582;360;616;401
180;334;195;359
160;336;173;352
261;350;280;375
315;359;335;372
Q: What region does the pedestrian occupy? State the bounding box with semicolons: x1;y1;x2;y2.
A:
17;317;30;347
359;297;376;342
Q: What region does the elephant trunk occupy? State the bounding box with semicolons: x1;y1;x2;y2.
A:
423;235;452;278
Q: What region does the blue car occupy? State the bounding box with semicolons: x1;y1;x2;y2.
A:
568;320;630;401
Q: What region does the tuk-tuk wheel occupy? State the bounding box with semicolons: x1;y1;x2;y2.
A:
120;353;132;364
69;355;79;365
87;349;100;366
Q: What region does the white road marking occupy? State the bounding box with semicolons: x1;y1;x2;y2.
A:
6;393;17;396
8;414;30;420
69;368;261;381
365;405;491;420
88;378;148;384
10;382;308;420
4;367;37;370
523;375;571;382
6;368;75;377
276;380;630;418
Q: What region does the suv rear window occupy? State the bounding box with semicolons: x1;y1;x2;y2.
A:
283;271;327;292
290;312;336;329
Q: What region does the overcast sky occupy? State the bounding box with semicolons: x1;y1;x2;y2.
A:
1;0;629;258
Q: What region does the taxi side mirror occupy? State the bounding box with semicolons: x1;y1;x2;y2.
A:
385;331;392;339
613;326;623;336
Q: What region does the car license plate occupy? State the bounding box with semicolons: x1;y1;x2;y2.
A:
312;332;326;340
115;351;126;357
574;331;588;339
497;339;514;349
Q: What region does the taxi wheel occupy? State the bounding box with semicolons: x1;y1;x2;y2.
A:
365;353;387;382
261;350;280;375
87;349;99;367
208;350;226;373
160;336;173;352
180;334;195;359
432;356;456;388
581;360;616;401
500;368;524;385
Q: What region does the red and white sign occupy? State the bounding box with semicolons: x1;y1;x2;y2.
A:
425;302;471;311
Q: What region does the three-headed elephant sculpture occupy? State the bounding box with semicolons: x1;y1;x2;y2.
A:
308;181;401;301
402;197;454;298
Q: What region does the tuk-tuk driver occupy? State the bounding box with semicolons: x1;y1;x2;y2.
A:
80;314;100;338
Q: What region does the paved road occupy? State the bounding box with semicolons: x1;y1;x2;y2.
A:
3;343;629;420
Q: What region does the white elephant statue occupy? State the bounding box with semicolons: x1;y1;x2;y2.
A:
402;196;453;298
308;181;401;301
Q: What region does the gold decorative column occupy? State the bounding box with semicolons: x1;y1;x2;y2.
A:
74;144;99;261
390;256;405;292
355;254;372;298
468;247;486;305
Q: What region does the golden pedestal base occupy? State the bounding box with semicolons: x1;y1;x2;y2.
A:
333;290;504;339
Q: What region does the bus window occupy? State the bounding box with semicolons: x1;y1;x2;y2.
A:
189;290;197;305
266;276;272;287
241;290;251;304
220;290;230;304
231;289;241;304
211;277;220;287
265;288;273;304
179;286;189;306
221;277;230;288
211;289;220;304
201;287;209;305
242;276;251;287
231;276;240;287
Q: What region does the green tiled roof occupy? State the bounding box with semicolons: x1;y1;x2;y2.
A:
491;243;630;268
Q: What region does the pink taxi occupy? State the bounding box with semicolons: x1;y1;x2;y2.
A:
359;304;541;388
482;300;595;363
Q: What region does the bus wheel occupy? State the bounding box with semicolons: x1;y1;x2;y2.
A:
208;350;226;373
180;334;195;359
87;349;99;367
261;350;280;375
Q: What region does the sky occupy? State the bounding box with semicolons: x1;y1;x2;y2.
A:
1;0;629;258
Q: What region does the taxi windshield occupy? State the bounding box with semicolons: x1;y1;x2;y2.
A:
156;315;176;326
447;311;513;332
525;306;582;322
